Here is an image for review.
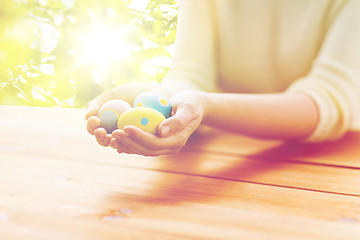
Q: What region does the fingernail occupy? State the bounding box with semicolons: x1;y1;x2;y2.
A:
161;126;170;137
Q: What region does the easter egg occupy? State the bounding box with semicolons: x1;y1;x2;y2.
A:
117;107;165;135
99;110;119;133
98;100;131;133
133;92;172;118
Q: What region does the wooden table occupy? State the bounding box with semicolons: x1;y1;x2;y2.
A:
0;105;360;240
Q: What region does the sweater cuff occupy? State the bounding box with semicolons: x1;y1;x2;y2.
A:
286;81;341;142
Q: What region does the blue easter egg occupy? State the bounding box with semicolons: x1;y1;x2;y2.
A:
98;99;131;133
99;109;119;133
133;92;172;118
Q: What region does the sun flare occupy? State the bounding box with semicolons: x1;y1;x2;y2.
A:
79;24;131;69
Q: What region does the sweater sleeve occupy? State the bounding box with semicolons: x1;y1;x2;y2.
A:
161;0;217;93
286;0;360;142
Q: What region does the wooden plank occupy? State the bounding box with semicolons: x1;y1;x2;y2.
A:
0;211;188;240
1;153;360;222
2;135;360;197
1;154;360;239
1;207;359;240
185;127;360;168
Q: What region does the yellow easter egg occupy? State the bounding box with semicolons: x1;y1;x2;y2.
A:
117;107;165;135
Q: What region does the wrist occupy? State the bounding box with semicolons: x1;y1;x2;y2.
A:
193;90;209;123
197;91;213;125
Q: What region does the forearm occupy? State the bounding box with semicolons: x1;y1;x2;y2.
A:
200;92;319;140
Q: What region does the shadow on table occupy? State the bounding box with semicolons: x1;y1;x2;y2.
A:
251;132;360;167
107;130;360;207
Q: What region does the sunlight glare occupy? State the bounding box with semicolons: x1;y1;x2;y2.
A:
80;24;131;69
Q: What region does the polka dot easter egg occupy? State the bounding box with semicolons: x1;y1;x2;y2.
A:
117;107;165;135
133;92;172;118
98;100;131;133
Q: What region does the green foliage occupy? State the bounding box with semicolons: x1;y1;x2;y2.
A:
0;0;177;107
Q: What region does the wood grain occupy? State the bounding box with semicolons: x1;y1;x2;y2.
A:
1;105;360;239
185;127;360;168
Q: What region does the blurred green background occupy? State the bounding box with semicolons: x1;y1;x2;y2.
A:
0;0;177;108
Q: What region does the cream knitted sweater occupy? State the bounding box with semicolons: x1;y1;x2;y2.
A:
162;0;360;142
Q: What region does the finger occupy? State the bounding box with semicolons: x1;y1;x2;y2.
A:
123;126;182;156
117;148;133;154
113;128;155;155
85;89;119;120
85;101;100;120
111;129;125;140
158;103;198;138
95;135;106;146
109;136;132;154
94;127;107;138
110;138;126;153
104;134;112;146
94;128;109;147
87;116;101;135
109;138;119;149
111;130;139;154
117;131;160;156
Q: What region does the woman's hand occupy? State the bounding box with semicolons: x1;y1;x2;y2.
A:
85;82;170;147
109;90;206;156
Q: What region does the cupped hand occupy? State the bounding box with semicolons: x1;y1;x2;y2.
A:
85;82;170;147
110;90;206;156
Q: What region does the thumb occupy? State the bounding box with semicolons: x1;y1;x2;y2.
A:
85;101;100;120
158;104;195;138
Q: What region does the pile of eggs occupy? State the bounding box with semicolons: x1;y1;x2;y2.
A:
98;92;172;135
